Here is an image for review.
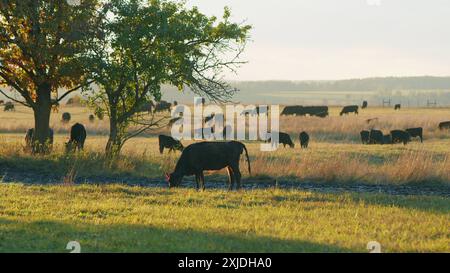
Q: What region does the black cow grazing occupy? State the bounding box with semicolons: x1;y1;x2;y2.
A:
4;102;14;112
267;132;295;148
299;132;309;149
340;105;359;116
25;128;54;151
158;135;184;154
360;130;370;144
281;105;328;117
405;127;423;142
369;129;383;144
383;134;392;145
391;130;411;145
362;101;368;109
165;141;251;191
154;100;172;113
394;104;401;110
89;114;95;122
438;121;450;130
281;106;303;116
62;112;71;123
65;123;87;152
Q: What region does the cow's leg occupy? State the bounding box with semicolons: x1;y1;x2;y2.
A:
199;172;206;191
230;164;242;190
226;166;235;191
159;144;164;154
195;173;200;191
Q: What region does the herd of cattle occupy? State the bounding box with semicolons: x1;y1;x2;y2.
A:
2;99;449;190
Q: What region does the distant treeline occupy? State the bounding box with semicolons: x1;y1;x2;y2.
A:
229;76;450;92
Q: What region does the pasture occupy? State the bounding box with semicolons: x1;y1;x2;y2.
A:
0;104;449;252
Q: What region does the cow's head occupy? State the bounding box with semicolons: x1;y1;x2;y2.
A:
165;172;182;188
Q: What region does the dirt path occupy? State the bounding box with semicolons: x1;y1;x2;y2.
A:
1;169;449;197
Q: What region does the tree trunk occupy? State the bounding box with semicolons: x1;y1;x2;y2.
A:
32;83;52;154
105;107;123;156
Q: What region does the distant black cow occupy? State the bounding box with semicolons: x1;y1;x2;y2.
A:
154;100;172;113
158;135;184;154
65;123;87;152
4;102;14;112
0;100;4;105
89;114;95;122
25;128;54;151
281;106;303;116
394;104;401;110
362;101;368;109
267;132;295;148
391;130;411;145
166;141;251;191
405;127;423;142
383;134;392;145
299;132;309;149
62;112;71;123
340;105;359;116
438;121;450;130
369;129;383;144
360;130;370;144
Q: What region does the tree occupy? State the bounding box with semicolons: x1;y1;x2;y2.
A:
0;0;99;152
84;0;251;156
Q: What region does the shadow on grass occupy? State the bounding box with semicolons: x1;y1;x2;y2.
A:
0;218;352;253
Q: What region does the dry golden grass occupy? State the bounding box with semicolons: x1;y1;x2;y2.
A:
0;105;449;185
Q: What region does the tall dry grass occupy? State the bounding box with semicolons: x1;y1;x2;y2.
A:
0;105;449;186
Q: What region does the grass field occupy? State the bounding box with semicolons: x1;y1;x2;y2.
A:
1;184;448;252
0;104;449;253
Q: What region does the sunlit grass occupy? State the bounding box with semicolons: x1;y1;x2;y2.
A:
0;184;448;253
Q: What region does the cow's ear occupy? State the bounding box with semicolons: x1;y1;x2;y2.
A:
165;173;170;182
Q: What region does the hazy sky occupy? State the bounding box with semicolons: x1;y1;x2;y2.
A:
186;0;450;81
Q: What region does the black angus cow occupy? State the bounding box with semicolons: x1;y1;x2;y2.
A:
281;106;303;116
65;123;87;152
390;130;411;145
166;141;251;191
299;131;309;149
394;104;401;110
304;106;329;117
62;112;71;123
267;132;295;148
360;130;370;144
340;105;359;116
362;101;368;109
4;102;14;112
405;127;423;142
438;121;450;130
369;129;383;144
383;134;392;144
158;135;184;154
154;100;172;113
25;128;54;150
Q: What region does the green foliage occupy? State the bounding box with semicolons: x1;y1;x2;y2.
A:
82;0;251;154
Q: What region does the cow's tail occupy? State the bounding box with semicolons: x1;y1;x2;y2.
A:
241;143;251;176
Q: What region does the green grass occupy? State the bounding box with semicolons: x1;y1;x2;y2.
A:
0;184;448;253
